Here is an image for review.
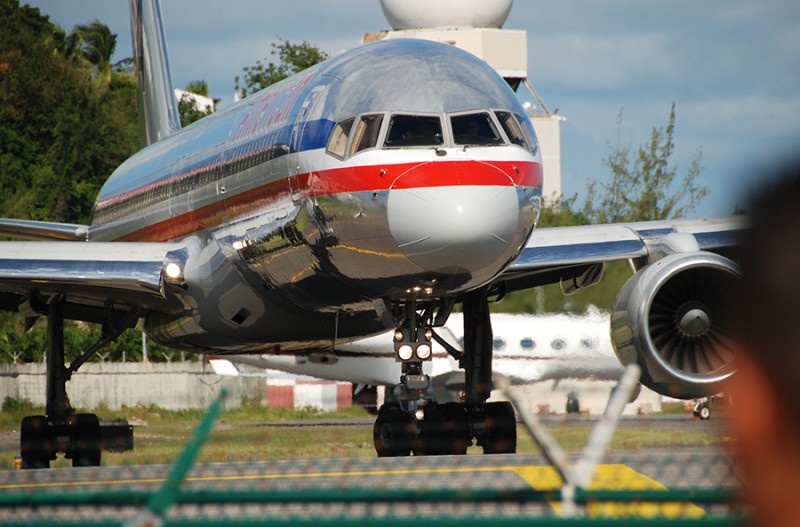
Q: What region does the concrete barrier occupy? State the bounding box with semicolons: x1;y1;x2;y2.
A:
0;362;265;410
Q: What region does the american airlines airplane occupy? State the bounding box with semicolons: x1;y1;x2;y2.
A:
3;0;743;467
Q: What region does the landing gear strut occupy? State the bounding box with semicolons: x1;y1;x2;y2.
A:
19;296;138;469
373;288;517;457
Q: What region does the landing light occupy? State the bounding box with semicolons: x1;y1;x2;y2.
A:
415;343;432;360
397;344;414;361
163;262;184;283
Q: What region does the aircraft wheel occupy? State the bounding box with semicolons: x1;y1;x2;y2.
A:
482;401;517;455
439;402;469;455
20;415;54;469
414;405;449;456
694;403;711;420
70;413;102;467
373;407;413;457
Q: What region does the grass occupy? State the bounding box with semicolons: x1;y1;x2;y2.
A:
0;398;729;470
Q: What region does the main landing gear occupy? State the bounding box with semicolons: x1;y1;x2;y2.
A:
373;288;516;457
19;295;138;469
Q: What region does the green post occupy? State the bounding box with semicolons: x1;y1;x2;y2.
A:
128;387;229;526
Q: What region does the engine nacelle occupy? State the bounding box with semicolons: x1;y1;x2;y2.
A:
611;252;740;399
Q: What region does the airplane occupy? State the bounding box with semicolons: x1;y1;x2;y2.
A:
208;308;629;412
1;0;744;467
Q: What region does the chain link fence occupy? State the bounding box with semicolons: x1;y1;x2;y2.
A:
0;383;748;526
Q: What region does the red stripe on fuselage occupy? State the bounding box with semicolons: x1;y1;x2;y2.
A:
116;159;541;242
307;160;540;196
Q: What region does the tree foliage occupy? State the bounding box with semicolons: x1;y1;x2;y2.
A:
582;103;708;224
0;0;139;224
64;20;117;85
235;37;328;97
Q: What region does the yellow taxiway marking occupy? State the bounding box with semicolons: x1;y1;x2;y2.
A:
514;464;706;518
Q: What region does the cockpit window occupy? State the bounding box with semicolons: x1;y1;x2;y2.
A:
326;117;354;159
384;114;443;147
451;112;504;146
349;114;384;156
516;113;540;155
494;111;540;155
495;111;529;150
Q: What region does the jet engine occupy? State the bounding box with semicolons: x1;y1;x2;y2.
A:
610;251;740;399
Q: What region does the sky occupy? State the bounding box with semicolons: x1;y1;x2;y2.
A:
23;0;800;217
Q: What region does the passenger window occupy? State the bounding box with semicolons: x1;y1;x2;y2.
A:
349;114;384;156
451;112;504;146
495;111;529;150
326;117;354;158
384;114;443;147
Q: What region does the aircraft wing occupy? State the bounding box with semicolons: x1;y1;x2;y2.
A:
500;216;745;292
0;239;185;322
0;218;89;241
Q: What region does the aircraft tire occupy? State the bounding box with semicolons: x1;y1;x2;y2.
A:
695;404;711;420
414;404;449;456
439;402;469;455
373;407;413;457
20;415;53;469
70;413;102;467
482;401;517;455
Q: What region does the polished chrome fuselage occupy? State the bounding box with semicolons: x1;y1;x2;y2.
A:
89;39;543;353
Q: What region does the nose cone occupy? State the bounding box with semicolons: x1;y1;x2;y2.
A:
387;162;524;277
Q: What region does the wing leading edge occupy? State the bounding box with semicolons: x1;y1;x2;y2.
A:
0;240;185;322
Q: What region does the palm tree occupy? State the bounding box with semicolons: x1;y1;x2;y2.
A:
66;20;117;85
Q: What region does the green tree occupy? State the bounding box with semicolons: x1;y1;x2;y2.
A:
186;79;210;97
0;1;139;224
235;37;328;97
582;103;708;223
65;20;117;85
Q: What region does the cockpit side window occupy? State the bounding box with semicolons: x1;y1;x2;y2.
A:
325;117;354;159
349;114;384;156
384;114;443;147
514;112;539;156
495;111;529;150
451;112;504;146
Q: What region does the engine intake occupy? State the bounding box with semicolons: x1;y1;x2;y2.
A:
611;252;740;399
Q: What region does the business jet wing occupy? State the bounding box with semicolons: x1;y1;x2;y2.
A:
499;216;745;292
0;233;184;321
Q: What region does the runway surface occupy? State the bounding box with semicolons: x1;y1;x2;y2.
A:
0;414;741;523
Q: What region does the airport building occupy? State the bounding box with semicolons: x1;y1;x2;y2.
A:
363;0;565;201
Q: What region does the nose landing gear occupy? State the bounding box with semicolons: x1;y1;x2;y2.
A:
373;288;517;457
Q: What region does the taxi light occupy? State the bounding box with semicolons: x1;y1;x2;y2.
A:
423;327;433;341
414;409;425;421
397;344;414;361
415;343;432;360
393;330;404;342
